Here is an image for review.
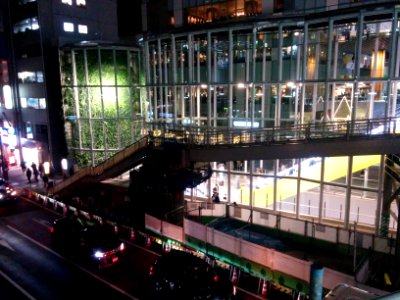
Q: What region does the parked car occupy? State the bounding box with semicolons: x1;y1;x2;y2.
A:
50;215;125;269
0;179;18;205
147;250;235;300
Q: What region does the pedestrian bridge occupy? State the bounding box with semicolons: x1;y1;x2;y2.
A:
53;117;400;197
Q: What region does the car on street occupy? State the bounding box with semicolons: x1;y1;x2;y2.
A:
0;179;18;205
50;215;125;269
147;250;235;299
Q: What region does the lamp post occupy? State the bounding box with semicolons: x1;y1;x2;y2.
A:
43;161;50;175
0;127;5;178
61;158;68;179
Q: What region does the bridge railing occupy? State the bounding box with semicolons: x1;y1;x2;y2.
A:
158;117;400;147
53;117;399;195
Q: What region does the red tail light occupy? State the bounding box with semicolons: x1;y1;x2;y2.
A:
50;226;54;234
213;275;219;282
149;266;154;276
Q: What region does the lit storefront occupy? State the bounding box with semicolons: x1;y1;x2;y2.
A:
145;6;400;232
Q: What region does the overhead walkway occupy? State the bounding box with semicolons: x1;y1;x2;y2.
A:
53;117;400;198
53;137;149;197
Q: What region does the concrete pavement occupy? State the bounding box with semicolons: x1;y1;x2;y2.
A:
6;164;64;197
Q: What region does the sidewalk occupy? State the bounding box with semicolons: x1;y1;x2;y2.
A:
6;165;64;196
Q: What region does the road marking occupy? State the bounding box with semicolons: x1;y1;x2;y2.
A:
7;225;139;300
0;238;15;252
32;218;51;229
0;270;36;300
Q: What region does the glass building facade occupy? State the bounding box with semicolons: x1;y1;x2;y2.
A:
60;45;145;166
144;5;400;232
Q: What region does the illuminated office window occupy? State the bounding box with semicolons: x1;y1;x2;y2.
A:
61;0;72;5
76;0;86;6
63;22;74;32
78;24;88;34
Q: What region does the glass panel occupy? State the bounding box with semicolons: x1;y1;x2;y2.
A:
280;83;296;126
276;178;297;213
86;49;100;85
323;156;348;185
349;189;377;226
233;84;246;119
60;51;73;86
331;82;353;121
130;51;141;84
176;86;184;121
264;84;277;127
80;120;91;148
360;18;392;80
299;180;320;217
282;27;303;81
176;38;189;84
78;87;89;118
199;85;208;117
212;32;229;83
160;40;173;84
100;49;115;86
148;42;158;85
105;119;118;149
263;30;279;82
193;34;207;83
306;24;328;80
117;87;131;117
233;30;252;81
238;173;251;206
278;158;299;178
322;185;346;221
351;155;381;188
354;81;388;119
300;157;322;181
215;85;228;118
253;174;274;209
92;120;104;149
332;19;357;79
89;87;102;118
115;50;129;85
74;49;86;85
303;83;326;123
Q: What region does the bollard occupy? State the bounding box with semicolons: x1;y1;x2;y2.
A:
146;236;151;248
130;228;135;240
309;262;324;300
261;279;268;297
231;268;238;286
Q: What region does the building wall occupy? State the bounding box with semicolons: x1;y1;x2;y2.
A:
143;3;400;233
5;0;122;170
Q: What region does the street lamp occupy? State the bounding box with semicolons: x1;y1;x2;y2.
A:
43;161;50;175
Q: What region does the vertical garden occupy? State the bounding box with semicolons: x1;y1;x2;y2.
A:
59;44;145;167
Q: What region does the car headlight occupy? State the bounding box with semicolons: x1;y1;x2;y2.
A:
94;250;105;258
